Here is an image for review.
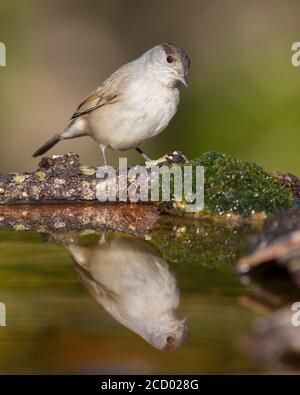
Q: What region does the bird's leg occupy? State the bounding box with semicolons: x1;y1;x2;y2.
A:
136;147;151;162
98;145;111;174
136;147;165;168
136;147;175;168
100;144;107;166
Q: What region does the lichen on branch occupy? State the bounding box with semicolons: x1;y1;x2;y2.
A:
0;151;295;218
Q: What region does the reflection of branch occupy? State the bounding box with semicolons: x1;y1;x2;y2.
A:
238;231;300;273
0;204;159;234
239;292;282;315
244;305;300;371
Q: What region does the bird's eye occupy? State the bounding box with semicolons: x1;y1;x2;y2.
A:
166;55;174;64
167;336;174;344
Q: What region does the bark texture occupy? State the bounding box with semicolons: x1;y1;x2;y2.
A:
0;152;187;205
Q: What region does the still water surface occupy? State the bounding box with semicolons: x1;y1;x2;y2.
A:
0;229;261;374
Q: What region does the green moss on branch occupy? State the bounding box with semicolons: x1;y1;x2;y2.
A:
169;152;294;216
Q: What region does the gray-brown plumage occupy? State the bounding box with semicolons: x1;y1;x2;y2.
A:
66;233;189;351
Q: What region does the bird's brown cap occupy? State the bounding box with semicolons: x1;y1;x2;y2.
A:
160;42;191;69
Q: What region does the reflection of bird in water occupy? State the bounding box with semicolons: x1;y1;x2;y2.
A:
66;233;188;351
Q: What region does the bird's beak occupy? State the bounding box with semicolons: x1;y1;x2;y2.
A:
178;72;188;87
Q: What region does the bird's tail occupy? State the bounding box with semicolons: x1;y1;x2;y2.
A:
32;133;62;158
32;119;87;158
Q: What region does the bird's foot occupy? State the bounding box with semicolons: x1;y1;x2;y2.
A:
145;151;188;168
144;158;164;168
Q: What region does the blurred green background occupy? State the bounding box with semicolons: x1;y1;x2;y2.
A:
1;0;300;173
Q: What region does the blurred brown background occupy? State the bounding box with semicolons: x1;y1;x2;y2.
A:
1;0;300;173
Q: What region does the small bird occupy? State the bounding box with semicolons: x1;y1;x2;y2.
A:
32;43;190;165
66;233;189;351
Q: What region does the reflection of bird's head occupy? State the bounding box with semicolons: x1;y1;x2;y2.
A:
66;233;189;352
148;317;189;351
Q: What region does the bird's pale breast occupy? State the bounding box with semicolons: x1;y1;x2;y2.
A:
87;78;180;150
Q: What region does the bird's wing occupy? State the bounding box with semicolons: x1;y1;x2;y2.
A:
71;90;118;119
70;60;135;119
74;260;119;304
